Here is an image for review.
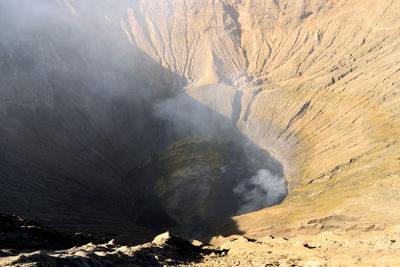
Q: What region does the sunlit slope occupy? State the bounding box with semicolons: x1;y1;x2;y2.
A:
119;0;400;237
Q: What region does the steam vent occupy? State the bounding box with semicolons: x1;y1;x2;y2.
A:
1;0;400;266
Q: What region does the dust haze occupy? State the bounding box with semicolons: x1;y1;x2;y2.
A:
0;0;287;238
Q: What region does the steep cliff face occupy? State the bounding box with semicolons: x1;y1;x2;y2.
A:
115;0;400;238
1;0;400;246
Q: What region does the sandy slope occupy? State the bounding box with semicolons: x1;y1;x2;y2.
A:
117;0;400;263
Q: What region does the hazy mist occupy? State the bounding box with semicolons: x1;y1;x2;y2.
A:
0;0;287;238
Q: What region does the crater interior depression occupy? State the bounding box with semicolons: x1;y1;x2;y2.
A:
2;0;400;265
0;0;287;242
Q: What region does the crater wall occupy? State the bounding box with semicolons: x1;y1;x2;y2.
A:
1;0;400;242
115;0;400;238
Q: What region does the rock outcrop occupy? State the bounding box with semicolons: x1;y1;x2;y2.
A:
0;214;222;266
0;213;106;251
2;214;400;266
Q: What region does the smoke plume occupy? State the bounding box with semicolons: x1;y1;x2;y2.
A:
233;169;288;214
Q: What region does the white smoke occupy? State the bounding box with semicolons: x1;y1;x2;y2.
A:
153;93;233;138
233;169;287;214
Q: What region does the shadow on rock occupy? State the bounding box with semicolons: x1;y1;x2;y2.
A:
1;231;227;267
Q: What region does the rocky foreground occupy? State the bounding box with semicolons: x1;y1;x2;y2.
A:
2;213;400;266
0;213;223;266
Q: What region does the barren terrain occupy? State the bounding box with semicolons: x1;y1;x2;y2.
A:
1;0;400;265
